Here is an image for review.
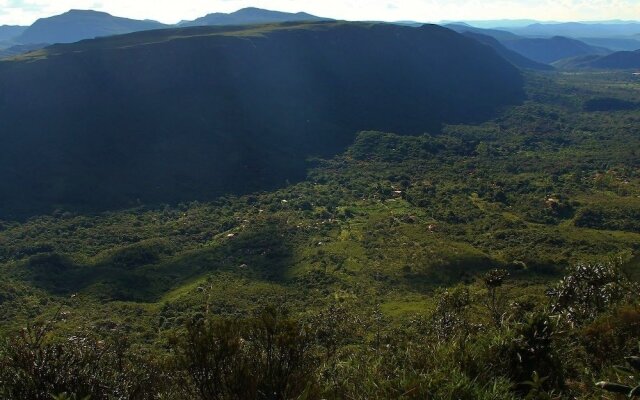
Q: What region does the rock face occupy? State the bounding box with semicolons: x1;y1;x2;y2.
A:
0;22;525;218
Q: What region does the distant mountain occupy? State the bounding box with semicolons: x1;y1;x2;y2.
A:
0;25;27;41
179;7;328;27
555;49;640;70
501;36;611;64
445;24;520;41
588;50;640;69
443;19;546;29
0;43;48;59
393;21;424;27
579;37;640;51
0;22;524;218
16;10;167;44
446;24;610;65
461;31;553;70
503;22;640;38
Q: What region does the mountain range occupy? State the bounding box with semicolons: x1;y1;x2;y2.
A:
15;10;167;45
460;31;553;70
446;23;640;69
499;22;640;39
0;25;26;41
179;7;328;27
2;8;640;69
0;8;331;50
0;21;524;218
501;36;611;64
555;49;640;69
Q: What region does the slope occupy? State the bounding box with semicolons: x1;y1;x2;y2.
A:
503;22;640;38
461;31;554;70
444;23;520;41
501;36;611;64
556;49;640;69
0;22;524;219
0;26;26;42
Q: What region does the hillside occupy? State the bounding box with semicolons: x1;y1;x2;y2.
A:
460;31;554;70
502;35;610;64
0;25;26;41
0;71;638;399
444;23;520;41
0;22;524;219
180;7;328;27
504;21;640;38
556;50;640;69
16;10;167;44
445;24;610;65
587;49;640;69
0;43;47;59
579;37;640;51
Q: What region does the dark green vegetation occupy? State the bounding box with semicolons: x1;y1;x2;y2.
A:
0;70;639;398
597;356;640;397
0;22;524;219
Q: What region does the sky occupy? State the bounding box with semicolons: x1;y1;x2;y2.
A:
1;0;639;26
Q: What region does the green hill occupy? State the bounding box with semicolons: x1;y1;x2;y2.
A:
0;22;524;219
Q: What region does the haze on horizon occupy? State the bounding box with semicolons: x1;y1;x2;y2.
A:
0;0;639;26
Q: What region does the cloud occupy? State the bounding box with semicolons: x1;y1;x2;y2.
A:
0;0;638;26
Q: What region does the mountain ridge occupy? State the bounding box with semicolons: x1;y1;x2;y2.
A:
460;31;554;70
0;21;524;218
179;7;329;27
555;49;640;69
16;9;167;44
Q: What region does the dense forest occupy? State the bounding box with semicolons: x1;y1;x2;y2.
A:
0;69;638;398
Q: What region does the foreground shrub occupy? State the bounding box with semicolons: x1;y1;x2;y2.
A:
548;262;638;325
0;318;160;399
171;308;319;400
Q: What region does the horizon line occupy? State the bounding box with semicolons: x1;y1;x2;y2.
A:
1;7;640;27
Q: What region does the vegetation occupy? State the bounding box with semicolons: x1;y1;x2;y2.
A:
0;67;638;397
0;21;524;218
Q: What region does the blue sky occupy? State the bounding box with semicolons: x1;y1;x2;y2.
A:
1;0;639;25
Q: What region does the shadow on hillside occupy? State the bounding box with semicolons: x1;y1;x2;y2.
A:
17;220;295;302
0;22;525;221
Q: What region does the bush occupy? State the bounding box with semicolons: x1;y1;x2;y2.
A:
0;317;160;400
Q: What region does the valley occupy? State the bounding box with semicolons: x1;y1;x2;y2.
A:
0;5;639;398
0;68;638;399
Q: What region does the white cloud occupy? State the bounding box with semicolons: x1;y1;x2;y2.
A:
0;0;639;26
